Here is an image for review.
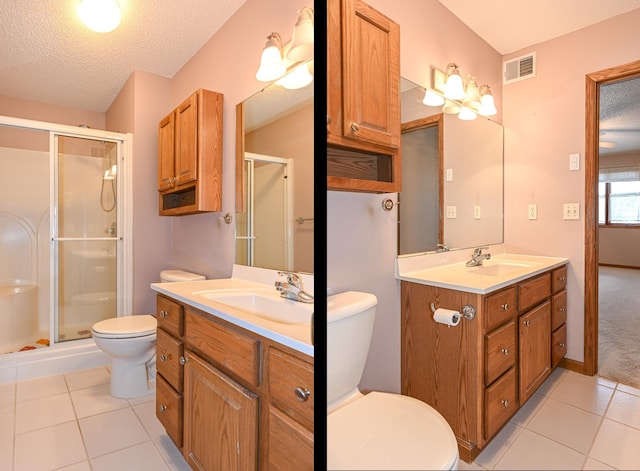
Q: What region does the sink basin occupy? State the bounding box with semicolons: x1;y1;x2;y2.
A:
468;260;540;277
198;290;313;324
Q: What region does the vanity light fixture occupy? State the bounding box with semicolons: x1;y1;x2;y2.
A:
287;7;314;63
256;7;315;87
478;85;497;116
444;63;465;100
423;65;498;120
256;33;286;82
276;61;314;89
78;0;121;33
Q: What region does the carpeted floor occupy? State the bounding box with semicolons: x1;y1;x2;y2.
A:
598;266;640;389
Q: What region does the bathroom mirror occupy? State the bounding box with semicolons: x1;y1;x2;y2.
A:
235;62;314;273
398;76;504;256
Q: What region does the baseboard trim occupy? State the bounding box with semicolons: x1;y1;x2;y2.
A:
559;358;586;375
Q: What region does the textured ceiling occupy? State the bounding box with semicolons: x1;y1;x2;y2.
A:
0;0;247;112
437;0;640;55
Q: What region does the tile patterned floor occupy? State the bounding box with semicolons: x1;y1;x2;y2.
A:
1;366;640;470
459;367;640;470
0;367;190;471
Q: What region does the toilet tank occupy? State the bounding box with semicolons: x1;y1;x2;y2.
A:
327;291;378;409
160;270;205;282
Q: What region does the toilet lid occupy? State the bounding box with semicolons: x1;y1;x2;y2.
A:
92;315;157;338
328;392;459;470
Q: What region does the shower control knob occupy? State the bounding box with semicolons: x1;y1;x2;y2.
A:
159;405;167;413
179;356;189;366
294;387;311;402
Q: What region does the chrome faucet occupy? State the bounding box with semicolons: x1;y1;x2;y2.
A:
275;271;314;304
466;246;491;267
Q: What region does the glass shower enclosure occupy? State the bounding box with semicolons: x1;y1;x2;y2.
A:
0;116;130;355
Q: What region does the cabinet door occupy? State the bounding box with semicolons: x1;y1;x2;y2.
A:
519;301;551;404
175;93;199;186
158;112;175;191
341;0;400;149
183;351;258;471
267;406;314;471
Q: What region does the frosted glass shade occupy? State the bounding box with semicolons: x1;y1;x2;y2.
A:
78;0;121;33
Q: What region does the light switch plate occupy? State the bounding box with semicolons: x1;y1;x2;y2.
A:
446;206;457;218
528;204;537;220
569;153;580;171
474;205;481;219
563;203;580;220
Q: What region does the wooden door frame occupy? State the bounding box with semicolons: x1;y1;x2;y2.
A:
584;60;640;375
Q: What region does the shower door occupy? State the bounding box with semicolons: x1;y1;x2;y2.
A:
236;152;293;270
52;134;123;342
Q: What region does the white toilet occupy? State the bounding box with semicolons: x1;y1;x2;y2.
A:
327;291;460;470
92;269;205;398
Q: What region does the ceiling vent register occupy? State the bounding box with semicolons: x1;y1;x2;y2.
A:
503;52;536;84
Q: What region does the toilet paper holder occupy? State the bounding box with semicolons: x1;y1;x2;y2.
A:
430;302;476;321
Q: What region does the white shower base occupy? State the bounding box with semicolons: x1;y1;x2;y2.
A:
0;337;108;384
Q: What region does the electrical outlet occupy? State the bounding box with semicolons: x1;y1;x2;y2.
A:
474;205;481;219
528;204;537;220
446;206;457;218
446;168;453;182
563;203;580;220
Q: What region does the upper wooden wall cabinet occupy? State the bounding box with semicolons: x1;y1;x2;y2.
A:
158;89;223;216
327;0;402;192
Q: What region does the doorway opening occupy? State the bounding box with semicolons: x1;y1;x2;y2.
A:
584;59;640;377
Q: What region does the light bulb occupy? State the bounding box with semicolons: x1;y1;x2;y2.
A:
78;0;121;33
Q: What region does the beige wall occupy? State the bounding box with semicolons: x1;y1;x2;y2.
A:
502;9;640;362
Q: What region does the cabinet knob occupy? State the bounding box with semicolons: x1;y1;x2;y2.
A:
501;348;510;356
159;354;168;362
560;307;566;312
559;276;566;281
294;387;311;402
501;399;510;408
159;405;167;413
501;303;509;310
160;310;168;318
173;176;177;183
524;320;531;327
559;343;566;348
179;356;189;366
350;122;360;133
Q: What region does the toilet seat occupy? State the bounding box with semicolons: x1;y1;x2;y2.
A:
92;315;157;339
328;391;459;470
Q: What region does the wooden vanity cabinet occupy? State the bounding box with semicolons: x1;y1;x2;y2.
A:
158;88;223;216
327;0;402;192
401;264;568;463
156;295;185;448
551;266;568;367
155;295;314;470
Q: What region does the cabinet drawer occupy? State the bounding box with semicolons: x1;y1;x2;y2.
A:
485;367;517;440
156;328;184;391
185;309;260;387
551;290;567;332
157;295;184;338
485;287;517;331
552;323;567;368
518;273;550;312
268;347;314;431
552;266;568;294
485;320;516;386
156;375;183;448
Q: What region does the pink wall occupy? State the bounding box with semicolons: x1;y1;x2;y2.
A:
328;0;502;394
502;9;640;362
158;0;313;280
106;71;174;314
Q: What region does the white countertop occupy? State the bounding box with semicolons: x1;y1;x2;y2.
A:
150;266;314;357
397;252;568;294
